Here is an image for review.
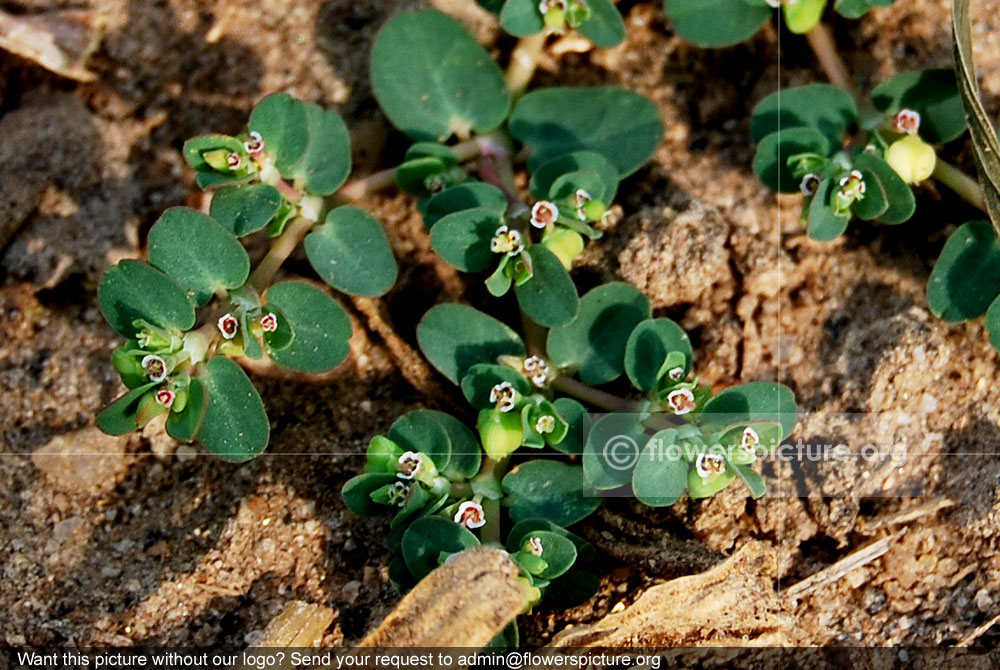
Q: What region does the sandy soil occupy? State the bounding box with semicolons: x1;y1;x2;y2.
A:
3;0;1000;648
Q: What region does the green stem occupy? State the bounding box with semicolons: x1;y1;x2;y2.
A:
932;159;987;212
551;375;639;413
248;216;314;293
478;457;509;544
506;33;547;99
804;23;858;99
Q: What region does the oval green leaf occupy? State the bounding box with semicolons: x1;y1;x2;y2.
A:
98;260;196;338
515;246;580;327
502;460;601;526
342;472;399;517
429;207;503;272
165;378;207;442
417;303;525;384
664;0;771;47
752;127;832;193
583;413;649;490
197;356;270;461
852;152;915;224
264;281;352;372
546;282;651;385
96;383;158;436
927;220;1000;322
401;516;481;580
423;182;509;229
576;0;626;47
751;83;858;146
209;184;283;237
388;409;454;474
147;207;251;306
509;86;663;176
807;178;851;241
530;151;619;202
371;9;511;141
305;205;398;297
624;317;694;391
701;381;798;438
632;429;688;506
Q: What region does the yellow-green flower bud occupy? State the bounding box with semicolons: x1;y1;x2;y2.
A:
542;228;585;269
886;135;936;185
478;409;524;460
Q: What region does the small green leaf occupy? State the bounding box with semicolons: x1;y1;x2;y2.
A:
499;0;544;37
516;530;577;579
530;151;619;202
624;318;694;391
851;162;889;221
98;260;196;339
702;381;798;438
343;472;399;517
852;152;915;224
835;0;894;19
401;516;480;580
503;460;601;526
632;429;688;506
417;303;525;384
576;0;626;47
509;87;663;176
461;363;532;410
664;0;771;47
550;398;588;455
731;462;767;498
388;410;454;474
423;182;509;228
197;356;270;461
434;413;482;480
371;9;511;141
687;466;736;499
209;184;283;236
807;178;851;241
751;84;858;146
165;378;207;442
430;207;503;272
305;205;398;297
546;282;651;385
182;134;250;189
870;69;966;144
249;93;309;177
583;413;649;490
96;383;157;435
147;207;251;306
396;143;460;194
927;220;1000;322
515;246;580;327
752;127;832;193
264;281;352;373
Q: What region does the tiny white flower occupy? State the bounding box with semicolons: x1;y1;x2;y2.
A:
531;201;559;229
667;366;685;382
667;388;696;415
894;109;921;136
535;414;556;434
454;501;486;529
525;536;544;556
244;131;265;155
217;313;239;340
141;354;168;383
387;481;410;507
225;152;242;170
259;312;279;333
538;0;567;13
573;189;592;220
523;355;551;386
490;226;524;256
799;173;821;196
741;426;760;451
696;453;726;478
490;381;519;412
396;451;424;480
154;388;175;408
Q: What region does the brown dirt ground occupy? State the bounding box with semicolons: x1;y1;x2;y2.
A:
3;0;1000;648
